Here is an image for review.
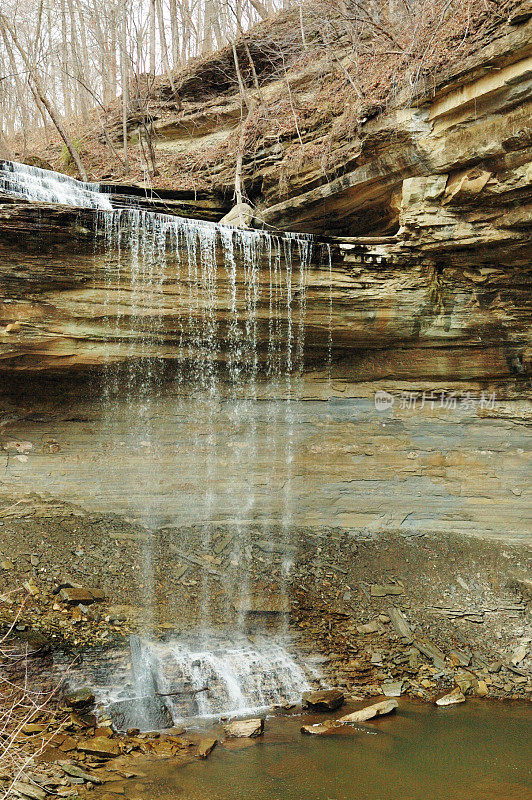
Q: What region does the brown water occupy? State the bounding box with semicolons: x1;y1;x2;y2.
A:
117;701;531;800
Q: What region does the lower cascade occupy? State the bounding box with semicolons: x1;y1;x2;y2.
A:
64;635;319;731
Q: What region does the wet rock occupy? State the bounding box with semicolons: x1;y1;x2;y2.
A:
302;688;344;711
339;698;398;723
224;718;264;738
64;687;95;709
435;688;466;706
196;738;218;758
301;720;338;735
77;737;121;758
107;696;172;732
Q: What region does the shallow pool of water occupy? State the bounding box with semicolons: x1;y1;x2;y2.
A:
129;700;531;800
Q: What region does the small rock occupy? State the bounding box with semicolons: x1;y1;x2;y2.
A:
23;579;39;596
511;645;529;666
339;698;398;724
435;688;466;706
357;620;385;635
475;680;488;697
196;738;217;758
224;718;264;739
1;559;14;570
302;688;344;711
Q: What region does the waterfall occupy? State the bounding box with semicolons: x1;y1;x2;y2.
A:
0;160;112;209
62;635;319;731
3;162;329;726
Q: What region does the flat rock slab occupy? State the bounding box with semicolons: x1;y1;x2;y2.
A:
60;763;102;783
59;587;106;605
370;583;404;597
77;736;121;758
224;718;264;738
13;783;46;800
197;737;218;758
302;688;345;711
340;698;398;724
436;688;466;706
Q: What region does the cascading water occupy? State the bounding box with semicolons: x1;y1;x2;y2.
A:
3;162;329;724
0;160;112;208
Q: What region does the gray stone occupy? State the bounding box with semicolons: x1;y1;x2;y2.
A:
382;681;403;697
13;783;46;800
387;607;414;642
60;764;102;784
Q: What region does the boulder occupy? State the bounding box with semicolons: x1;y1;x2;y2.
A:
219;202;254;228
64;687;95;709
435;688;466;706
339;698;398;724
224;718;264;738
302;688;345;711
